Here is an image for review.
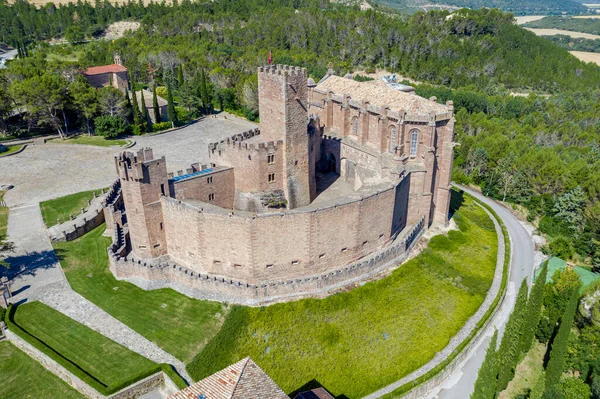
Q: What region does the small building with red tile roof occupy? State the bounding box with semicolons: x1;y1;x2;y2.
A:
168;357;289;399
83;56;128;91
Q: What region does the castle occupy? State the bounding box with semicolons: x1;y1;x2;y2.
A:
105;65;455;305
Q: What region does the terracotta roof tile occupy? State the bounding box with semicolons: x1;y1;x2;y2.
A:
83;64;128;75
169;358;288;399
315;75;448;115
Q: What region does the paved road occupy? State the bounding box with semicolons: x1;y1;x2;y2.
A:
431;185;535;399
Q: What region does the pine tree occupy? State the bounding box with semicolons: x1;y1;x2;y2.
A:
166;80;177;125
497;279;529;394
521;262;549;355
152;84;160;122
472;330;499;399
544;288;579;393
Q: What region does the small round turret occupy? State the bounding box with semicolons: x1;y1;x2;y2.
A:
307;77;316;88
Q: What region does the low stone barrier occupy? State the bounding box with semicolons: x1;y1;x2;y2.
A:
6;328;179;399
109;217;425;306
48;180;121;242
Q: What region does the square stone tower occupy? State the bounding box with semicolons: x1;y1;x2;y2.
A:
258;64;314;209
115;148;168;259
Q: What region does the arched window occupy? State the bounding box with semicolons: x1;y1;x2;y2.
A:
389;126;397;153
410;130;419;157
352;117;358;135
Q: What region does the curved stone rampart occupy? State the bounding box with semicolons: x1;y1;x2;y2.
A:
108;216;425;306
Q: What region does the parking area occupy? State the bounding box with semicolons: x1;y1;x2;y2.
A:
0;114;256;207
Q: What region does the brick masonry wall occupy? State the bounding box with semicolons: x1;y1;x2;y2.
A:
109;215;425;306
156;177;409;284
172;168;235;209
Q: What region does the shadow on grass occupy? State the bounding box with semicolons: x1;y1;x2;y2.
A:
289;379;349;399
449;188;465;219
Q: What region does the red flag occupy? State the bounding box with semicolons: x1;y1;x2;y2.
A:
268;50;272;65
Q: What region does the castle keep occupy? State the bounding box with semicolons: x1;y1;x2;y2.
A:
106;65;455;305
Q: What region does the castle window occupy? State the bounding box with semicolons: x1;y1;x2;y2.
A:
389;126;397;153
153;244;161;248
213;260;221;266
410;130;419;157
379;233;385;239
233;263;242;268
207;176;213;184
160;222;163;230
341;247;348;253
268;173;275;183
363;240;368;246
266;264;274;269
267;154;275;164
319;253;326;259
208;193;215;201
352;117;358;135
291;260;299;265
139;245;147;249
160;184;166;196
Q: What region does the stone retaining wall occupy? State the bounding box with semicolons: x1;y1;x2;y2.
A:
109;216;425;306
6;328;178;399
48;180;121;242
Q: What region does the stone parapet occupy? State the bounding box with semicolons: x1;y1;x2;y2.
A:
108;216;425;306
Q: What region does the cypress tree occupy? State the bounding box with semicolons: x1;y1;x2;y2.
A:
497;279;529;394
140;89;151;132
131;88;141;126
177;64;184;88
200;68;211;114
152;84;160;122
544;288;579;393
521;261;549;355
472;330;499;399
166;80;177;125
125;90;133;120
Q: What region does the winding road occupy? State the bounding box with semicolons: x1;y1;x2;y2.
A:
430;185;536;399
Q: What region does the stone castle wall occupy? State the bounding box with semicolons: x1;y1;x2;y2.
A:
109;214;425;306
159;176;410;284
171;167;235;209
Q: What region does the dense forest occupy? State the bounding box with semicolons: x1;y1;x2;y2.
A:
546;34;600;54
524;16;600;35
0;1;599;266
374;0;587;16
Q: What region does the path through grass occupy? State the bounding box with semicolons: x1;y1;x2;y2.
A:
11;301;157;390
0;340;84;399
53;226;225;363
187;195;498;398
40;188;107;226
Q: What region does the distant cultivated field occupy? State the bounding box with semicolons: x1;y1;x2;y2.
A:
515;16;546;25
570;50;600;65
573;15;600;19
525;28;600;39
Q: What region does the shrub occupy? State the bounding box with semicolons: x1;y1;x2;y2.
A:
152;121;172;132
558;376;591;399
549;237;575;260
175;106;188;122
94;115;127;138
155;86;167;99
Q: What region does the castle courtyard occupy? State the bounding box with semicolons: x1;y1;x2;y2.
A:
0;114;256;207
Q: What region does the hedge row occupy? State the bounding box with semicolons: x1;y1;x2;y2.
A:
3;305;188;395
381;190;511;398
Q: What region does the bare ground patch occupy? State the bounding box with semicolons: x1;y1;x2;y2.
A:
525;27;600;40
570;50;600;65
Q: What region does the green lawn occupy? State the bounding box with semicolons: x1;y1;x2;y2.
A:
0;145;24;157
40;188;107;226
0;340;84;399
53;225;226;363
187;196;498;398
11;301;157;391
53;135;129;147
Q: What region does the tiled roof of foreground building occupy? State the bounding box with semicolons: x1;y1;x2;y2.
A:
315;75;448;115
168;357;289;399
294;387;335;399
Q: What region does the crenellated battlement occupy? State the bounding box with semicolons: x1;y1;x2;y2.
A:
258;64;307;77
114;147;166;183
208;128;283;156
